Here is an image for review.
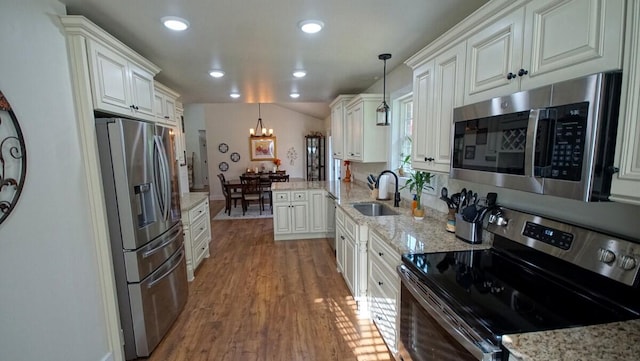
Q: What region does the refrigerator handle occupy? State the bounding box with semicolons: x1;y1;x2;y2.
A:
142;224;182;258
158;136;172;221
153;135;170;221
146;248;185;289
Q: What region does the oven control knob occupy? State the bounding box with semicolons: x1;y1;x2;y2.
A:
618;255;637;271
598;248;616;264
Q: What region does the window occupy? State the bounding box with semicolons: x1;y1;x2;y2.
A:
398;94;413;173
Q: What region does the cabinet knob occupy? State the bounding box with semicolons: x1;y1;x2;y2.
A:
517;68;529;77
425;157;434;162
378;252;384;257
164;115;170;119
506;72;516;80
378;281;384;286
340;236;345;240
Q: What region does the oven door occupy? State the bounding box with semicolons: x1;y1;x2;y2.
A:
397;265;501;361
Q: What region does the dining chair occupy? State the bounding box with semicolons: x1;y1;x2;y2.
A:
240;175;264;215
218;174;241;215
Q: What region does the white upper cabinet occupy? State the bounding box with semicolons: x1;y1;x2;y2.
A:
464;0;625;104
411;43;466;173
521;0;624;89
329;95;353;160
411;60;435;171
87;39;156;121
153;82;180;126
465;8;525;104
610;0;640;206
344;94;388;163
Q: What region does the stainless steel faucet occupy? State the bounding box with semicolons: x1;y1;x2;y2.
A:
376;170;401;207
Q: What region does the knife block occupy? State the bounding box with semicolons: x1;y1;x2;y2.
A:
455;213;482;244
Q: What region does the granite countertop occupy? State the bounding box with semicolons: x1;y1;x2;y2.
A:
273;180;488;254
273;180;640;361
180;192;209;211
503;319;640;361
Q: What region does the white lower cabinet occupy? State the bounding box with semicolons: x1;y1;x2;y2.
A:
273;189;333;240
181;195;211;281
273;190;309;237
368;229;401;356
335;205;369;311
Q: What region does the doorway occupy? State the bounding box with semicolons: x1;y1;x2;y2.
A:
196;130;209;190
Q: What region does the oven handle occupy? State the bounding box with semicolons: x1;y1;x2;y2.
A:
397;265;501;361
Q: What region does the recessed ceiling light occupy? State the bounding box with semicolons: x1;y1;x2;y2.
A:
293;71;307;78
230;93;240;99
298;20;324;34
290;93;300;99
162;16;190;31
209;70;225;78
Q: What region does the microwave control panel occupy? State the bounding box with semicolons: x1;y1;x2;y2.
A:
549;102;589;181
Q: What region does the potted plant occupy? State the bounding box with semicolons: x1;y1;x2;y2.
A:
401;170;434;219
398;136;412;176
398;153;411;176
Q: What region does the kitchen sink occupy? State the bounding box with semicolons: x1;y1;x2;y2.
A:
352;202;399;216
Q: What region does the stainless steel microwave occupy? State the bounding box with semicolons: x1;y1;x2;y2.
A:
451;72;622;202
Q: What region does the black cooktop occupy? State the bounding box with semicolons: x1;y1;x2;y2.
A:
402;242;640;337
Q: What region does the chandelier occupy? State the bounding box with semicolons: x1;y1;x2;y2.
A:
249;103;273;137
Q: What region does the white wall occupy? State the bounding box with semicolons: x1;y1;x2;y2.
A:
0;1;112;361
185;103;323;200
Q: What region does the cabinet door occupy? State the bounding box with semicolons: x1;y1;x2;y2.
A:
345;101;363;161
521;0;624;90
331;102;344;159
336;225;346;273
412;60;435;170
273;204;292;234
163;96;176;123
129;62;155;119
430;43;466;173
291;202;310;233
88;41;131;113
153;93;164;118
350;103;363;160
610;0;640;206
465;7;525;104
309;191;327;233
343;235;357;296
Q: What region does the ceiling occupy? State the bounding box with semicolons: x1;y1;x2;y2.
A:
60;0;488;119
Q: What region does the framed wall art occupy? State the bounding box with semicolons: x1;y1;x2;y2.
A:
249;136;276;161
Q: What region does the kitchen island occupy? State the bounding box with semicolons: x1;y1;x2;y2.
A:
272;180;640;361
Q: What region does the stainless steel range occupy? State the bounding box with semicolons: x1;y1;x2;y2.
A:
397;206;640;361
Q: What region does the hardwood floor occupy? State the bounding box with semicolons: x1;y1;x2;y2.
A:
146;200;392;361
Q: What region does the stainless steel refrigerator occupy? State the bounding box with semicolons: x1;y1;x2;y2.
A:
96;117;188;360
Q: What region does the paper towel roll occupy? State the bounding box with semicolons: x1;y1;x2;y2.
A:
378;174;389;200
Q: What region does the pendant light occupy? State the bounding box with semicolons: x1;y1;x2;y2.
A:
376;53;392;126
249;103;273;137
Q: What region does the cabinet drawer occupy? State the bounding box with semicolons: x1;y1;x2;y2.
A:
369;258;398;315
191;213;210;247
193;237;209;269
369;230;401;275
273;191;289;203
292;191;307;201
370;297;397;352
188;199;209;224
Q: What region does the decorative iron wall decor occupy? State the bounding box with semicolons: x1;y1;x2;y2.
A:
0;91;27;226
